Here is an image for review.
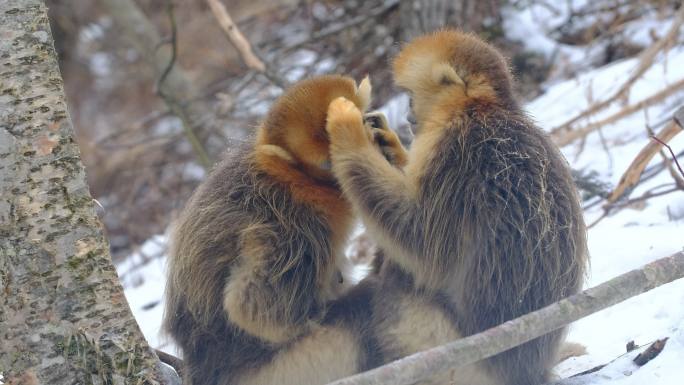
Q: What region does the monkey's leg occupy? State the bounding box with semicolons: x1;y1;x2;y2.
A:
235;325;364;385
236;280;378;385
373;289;501;385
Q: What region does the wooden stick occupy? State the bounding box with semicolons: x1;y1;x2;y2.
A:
327;251;684;385
605;107;683;203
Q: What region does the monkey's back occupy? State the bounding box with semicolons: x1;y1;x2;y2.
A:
420;108;588;384
163;145;335;385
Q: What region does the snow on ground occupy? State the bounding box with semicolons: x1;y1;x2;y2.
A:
115;10;684;383
526;25;684;382
116;235;177;355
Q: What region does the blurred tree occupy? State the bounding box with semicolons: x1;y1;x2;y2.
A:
399;0;503;39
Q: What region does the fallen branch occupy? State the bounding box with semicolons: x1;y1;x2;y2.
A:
633;338;669;366
568;339;655;378
554;78;684;147
605;107;684;203
207;0;287;88
550;5;684;135
327;251;684;385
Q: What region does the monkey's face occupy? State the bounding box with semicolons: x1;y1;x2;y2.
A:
261;75;372;182
393;30;514;130
393;33;457;131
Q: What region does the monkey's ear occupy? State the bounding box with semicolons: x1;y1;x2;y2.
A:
255;144;295;163
357;75;372;111
431;63;465;87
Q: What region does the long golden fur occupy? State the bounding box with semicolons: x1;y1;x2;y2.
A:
326;30;588;385
163;75;386;385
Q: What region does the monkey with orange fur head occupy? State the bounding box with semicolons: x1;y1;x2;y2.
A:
163;75;405;385
326;31;588;385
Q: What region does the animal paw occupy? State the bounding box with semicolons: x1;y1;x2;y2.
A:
326;97;371;149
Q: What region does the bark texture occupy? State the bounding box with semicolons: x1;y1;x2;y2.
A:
0;1;172;384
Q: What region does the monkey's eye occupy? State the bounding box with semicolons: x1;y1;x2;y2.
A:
336;271;344;284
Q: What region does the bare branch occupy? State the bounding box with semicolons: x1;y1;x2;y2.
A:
550;5;684;135
157;0;212;170
553;78;684;147
606;110;683;203
207;0;287;88
101;0;217;170
327;252;684;385
651;136;684;181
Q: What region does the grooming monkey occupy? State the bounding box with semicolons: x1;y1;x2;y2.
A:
326;30;588;385
164;75;403;385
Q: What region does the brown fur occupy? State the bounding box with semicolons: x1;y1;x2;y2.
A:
326;30;588;385
163;75;381;385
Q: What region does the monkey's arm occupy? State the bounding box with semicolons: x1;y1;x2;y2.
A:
326;98;422;257
223;232;320;344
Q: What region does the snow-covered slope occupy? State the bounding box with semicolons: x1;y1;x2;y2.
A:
527;30;684;385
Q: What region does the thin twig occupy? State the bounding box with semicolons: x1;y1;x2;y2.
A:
157;1;212;170
605;114;683;203
609;184;681;209
587;210;609;229
155;0;177;94
651;136;684;180
328;252;684;385
591;183;678;231
657;147;684;189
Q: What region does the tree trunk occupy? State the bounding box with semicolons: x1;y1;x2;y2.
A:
0;1;175;384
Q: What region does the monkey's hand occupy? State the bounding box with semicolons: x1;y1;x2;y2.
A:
365;112;408;168
326;97;373;152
